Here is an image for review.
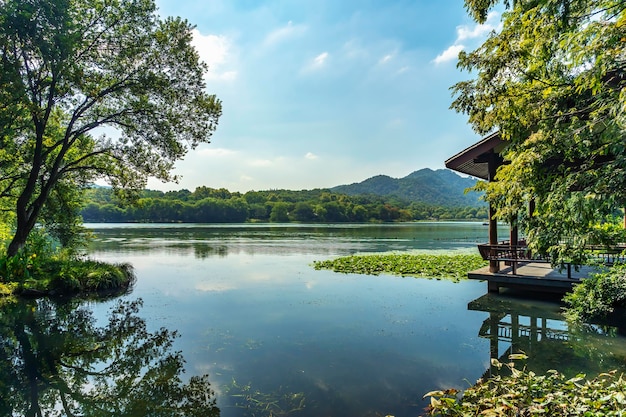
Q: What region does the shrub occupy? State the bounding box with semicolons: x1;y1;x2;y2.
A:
0;226;134;296
563;264;626;322
53;259;136;293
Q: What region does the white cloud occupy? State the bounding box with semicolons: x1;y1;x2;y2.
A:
197;147;237;157
305;152;318;160
191;29;237;81
457;22;495;41
264;21;307;46
396;66;409;75
379;54;393;64
342;39;368;60
434;11;501;65
250;159;273;167
313;52;329;67
302;52;329;72
433;44;465;65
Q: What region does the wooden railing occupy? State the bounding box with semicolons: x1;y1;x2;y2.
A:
477;242;545;262
477;242;626;277
586;245;626;265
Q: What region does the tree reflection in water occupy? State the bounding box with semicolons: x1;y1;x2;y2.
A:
0;298;219;417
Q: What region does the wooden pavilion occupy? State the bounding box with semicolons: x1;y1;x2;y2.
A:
445;131;509;274
445;132;586;293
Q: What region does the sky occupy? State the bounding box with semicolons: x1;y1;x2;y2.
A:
147;0;502;193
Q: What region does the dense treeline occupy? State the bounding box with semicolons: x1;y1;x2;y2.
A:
82;186;488;223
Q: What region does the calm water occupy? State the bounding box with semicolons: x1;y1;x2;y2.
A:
4;222;626;416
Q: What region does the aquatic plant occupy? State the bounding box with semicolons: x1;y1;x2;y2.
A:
313;253;487;281
225;378;306;416
424;354;626;416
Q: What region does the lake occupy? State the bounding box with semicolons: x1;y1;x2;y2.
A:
4;222;626;416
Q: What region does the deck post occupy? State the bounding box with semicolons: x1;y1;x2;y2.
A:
488;151;499;273
510;222;518;274
488;280;499;293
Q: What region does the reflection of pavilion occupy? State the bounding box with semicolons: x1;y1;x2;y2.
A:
467;293;626;381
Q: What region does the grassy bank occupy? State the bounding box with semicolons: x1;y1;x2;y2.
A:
0;256;135;297
313;253;487;281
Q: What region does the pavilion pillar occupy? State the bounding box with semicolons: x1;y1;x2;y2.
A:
488;151;499;273
510;224;518;247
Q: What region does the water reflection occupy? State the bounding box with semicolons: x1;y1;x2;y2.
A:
86;222;504;258
0;297;219;417
469;293;626;380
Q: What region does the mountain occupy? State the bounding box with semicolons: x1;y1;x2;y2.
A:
331;168;484;207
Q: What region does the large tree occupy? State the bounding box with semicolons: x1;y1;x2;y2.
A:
0;0;222;256
454;0;626;264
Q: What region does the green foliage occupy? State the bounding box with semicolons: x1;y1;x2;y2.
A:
0;227;56;283
563;264;626;322
0;226;134;295
52;259;136;293
313;253;487;281
0;0;222;255
82;186;490;223
425;355;626;416
454;0;626;265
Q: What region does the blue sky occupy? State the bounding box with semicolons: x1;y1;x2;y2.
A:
148;0;501;192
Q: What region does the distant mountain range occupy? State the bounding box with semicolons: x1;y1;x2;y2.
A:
331;168;485;207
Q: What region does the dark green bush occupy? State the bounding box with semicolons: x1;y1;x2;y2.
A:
563;264;626;321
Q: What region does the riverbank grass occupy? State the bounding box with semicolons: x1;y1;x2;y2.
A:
0;254;135;296
313;253;487;281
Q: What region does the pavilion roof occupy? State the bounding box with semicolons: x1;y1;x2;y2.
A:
445;132;507;180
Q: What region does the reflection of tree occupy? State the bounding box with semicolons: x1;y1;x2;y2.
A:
0;298;219;417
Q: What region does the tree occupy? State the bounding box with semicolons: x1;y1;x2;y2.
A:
454;0;626;264
0;0;222;256
269;202;290;222
292;201;316;222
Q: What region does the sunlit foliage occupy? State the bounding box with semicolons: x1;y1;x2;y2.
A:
455;0;626;265
0;0;221;255
425;355;626;416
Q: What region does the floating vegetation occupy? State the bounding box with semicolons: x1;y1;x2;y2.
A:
313;253;487;281
225;379;306;416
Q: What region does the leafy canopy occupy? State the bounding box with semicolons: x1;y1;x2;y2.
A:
455;0;626;264
0;0;222;255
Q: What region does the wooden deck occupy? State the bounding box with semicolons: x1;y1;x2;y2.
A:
468;261;603;294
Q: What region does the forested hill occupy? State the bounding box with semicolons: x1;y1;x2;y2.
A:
331;168;484;207
82;168;489;223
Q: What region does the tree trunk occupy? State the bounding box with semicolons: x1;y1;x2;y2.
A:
7;222;32;257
